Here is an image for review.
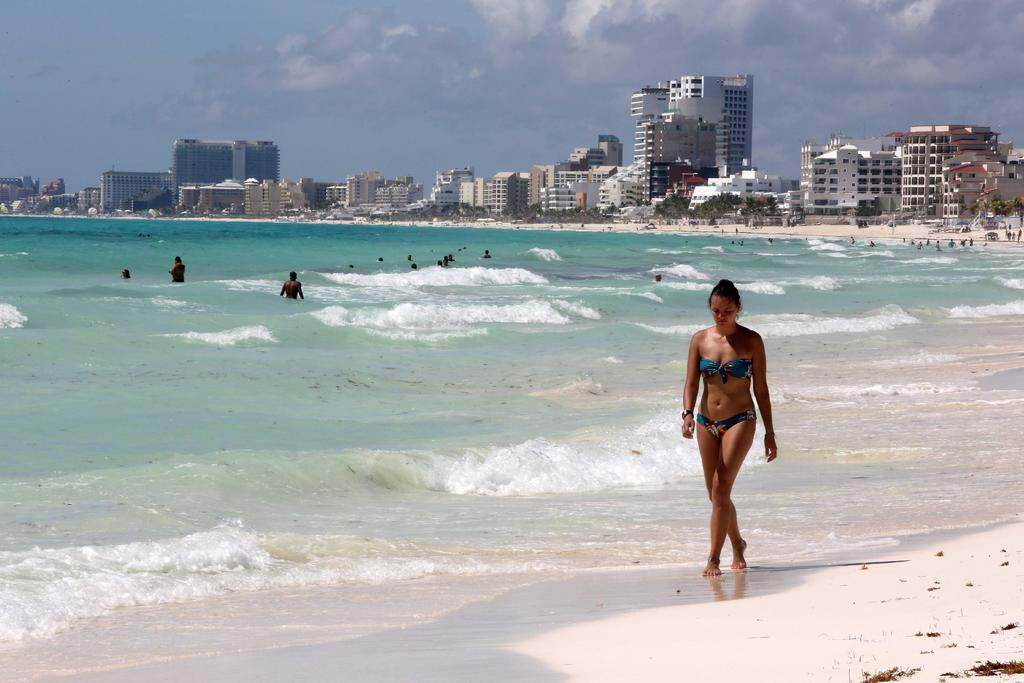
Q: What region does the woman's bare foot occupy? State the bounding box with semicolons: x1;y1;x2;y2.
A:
702;556;722;577
731;539;748;571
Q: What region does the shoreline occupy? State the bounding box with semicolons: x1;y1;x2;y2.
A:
3;212;1023;249
12;516;1021;682
513;517;1024;682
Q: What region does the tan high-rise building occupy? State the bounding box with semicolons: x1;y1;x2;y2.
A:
893;125;998;216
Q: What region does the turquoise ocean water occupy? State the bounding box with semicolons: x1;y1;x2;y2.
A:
2;216;1023;641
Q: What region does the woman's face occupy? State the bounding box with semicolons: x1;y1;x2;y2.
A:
709;295;740;326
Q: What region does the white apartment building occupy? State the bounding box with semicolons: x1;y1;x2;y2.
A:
801;136;901;214
77;187;101;211
376;181;424;209
598;163;647;209
324;184;348;207
100;171;174;211
540;182;600;212
669;74;753;172
689;169;794;208
431;167;474;205
630;86;670;165
895;124;998;215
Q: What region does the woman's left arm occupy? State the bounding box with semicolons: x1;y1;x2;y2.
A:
752;333;778;462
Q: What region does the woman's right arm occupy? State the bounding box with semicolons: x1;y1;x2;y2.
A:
681;332;701;439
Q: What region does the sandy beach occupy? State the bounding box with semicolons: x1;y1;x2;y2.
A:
514;520;1024;682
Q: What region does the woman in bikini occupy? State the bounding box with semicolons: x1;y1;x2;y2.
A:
681;279;778;577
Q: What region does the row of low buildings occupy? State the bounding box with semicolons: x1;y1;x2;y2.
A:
800;124;1024;216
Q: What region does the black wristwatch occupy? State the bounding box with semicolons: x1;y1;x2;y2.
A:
681;409;694;419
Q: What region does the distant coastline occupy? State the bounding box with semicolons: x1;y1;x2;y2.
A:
3;211;1022;247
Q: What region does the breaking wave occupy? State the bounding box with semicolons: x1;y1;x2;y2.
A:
526;248;563;261
320;267;548;288
164;325;277;346
0;303;27;329
947;300;1024;318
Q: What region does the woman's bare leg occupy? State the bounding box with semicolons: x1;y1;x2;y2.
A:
697;427;744;576
706;421;755;575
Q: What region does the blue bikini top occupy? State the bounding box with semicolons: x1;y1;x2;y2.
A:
699;357;753;383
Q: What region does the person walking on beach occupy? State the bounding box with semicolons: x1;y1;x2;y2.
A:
169;256;185;283
280;271;304;300
681;279;777;577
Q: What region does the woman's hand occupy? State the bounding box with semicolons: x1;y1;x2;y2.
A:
681;415;695;439
764;433;778;462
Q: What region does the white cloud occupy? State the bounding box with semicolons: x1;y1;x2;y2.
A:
470;0;552;39
384;24;419;39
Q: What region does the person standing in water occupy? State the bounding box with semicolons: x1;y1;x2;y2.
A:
280;271;304;299
681;279;777;577
169;256;185;283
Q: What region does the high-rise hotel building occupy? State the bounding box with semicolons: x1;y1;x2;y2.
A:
172;139;280;188
889;125;998;216
630;74;753;175
669;74;753;172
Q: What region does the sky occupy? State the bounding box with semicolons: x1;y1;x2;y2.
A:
3;0;1023;192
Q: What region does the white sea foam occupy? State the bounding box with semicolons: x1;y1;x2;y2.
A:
660;282;710;292
634;322;703;337
870;351;959;367
754;252;799;257
899;256;958;265
645;248;687;254
702;245;724;252
218;278;282;293
0;251;29;257
650;264;709;280
526;247;562;261
151;297;189;309
165;325;277;346
785;276;839;291
995;277;1024;290
311;300;574;336
739;281;785;295
634;291;664;303
822;252;850;258
434;410;727;497
856;249;895;258
746;306;919;337
551;300;601;319
0;521;547;641
602;356;624;364
320;267;548;288
947;300;1024;318
809;241;847;252
790;382;971;400
0;303;27;329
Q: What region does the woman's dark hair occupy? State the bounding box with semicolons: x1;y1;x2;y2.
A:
708;279;741;309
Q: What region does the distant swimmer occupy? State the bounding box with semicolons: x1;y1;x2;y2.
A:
378;257;384;262
481;249;492;259
437;259;444;267
169;256;185;283
280;271;304;300
411;263;418;269
653;274;663;283
869;241;875;247
121;269;131;279
407;254;413;261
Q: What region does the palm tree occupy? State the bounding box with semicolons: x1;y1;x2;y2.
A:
1011;197;1024;221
